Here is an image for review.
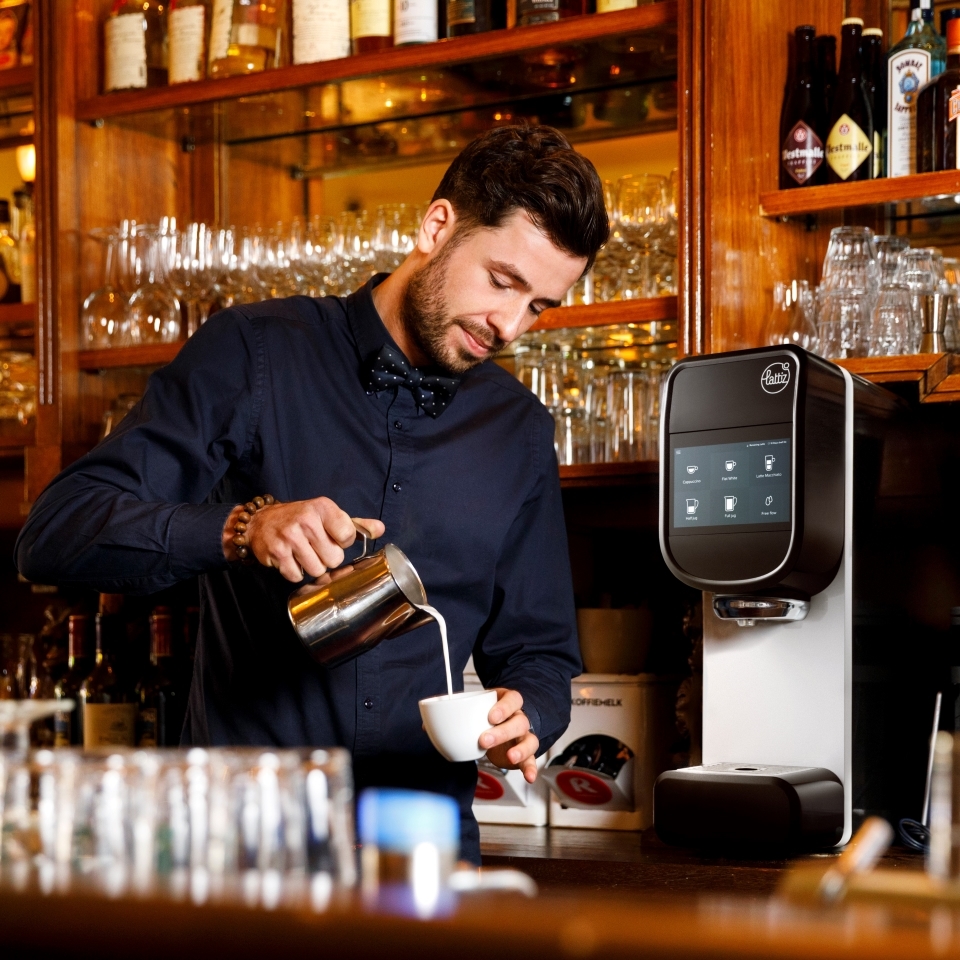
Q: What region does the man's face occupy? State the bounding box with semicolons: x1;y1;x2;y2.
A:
400;210;587;374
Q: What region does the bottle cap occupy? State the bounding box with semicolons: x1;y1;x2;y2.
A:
841;17;864;26
862;27;883;37
358;788;459;854
949;16;960;50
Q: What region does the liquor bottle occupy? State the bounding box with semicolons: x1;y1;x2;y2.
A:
135;608;186;747
208;0;233;69
0;1;26;70
446;0;505;36
293;0;350;61
825;18;873;184
350;0;392;53
104;0;169;92
814;34;837;129
54;614;96;747
779;25;824;189
862;28;886;178
516;0;582;27
168;0;209;84
887;0;946;177
0;200;20;304
394;0;436;44
79;597;136;748
208;0;287;76
943;8;960;38
18;4;30;67
0;634;16;698
596;0;636;11
18;190;34;304
916;17;960;171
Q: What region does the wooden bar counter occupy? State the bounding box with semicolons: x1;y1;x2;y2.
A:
2;833;957;960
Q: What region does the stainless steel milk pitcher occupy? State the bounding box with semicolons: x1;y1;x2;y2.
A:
287;524;433;667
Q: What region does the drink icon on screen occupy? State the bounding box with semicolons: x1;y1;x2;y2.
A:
686;465;699;474
686;499;699;514
724;495;737;512
765;495;773;506
764;455;776;471
725;460;736;471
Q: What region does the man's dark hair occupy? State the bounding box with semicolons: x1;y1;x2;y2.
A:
432;125;609;271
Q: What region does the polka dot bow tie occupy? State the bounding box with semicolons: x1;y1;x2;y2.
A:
367;344;461;418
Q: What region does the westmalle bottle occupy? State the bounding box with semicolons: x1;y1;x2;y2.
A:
863;27;886;178
135;607;186;747
826;18;874;184
815;35;837;128
79;596;136;748
916;17;960;171
779;25;824;188
54;614;95;747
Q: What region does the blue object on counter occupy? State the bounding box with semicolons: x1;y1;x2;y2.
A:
358;788;459;853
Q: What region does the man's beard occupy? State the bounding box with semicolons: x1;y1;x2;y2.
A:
399;247;506;375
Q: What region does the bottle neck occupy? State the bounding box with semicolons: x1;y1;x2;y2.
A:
150;615;173;663
68;616;92;664
838;28;862;81
794;33;815;80
95;612;122;665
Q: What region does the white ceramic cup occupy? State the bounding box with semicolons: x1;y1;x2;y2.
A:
419;689;498;762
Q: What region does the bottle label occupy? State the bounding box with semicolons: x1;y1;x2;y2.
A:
887;49;930;178
233;24;278;49
826;113;872;180
395;0;437;44
350;0;391;38
104;13;148;92
951;87;960;170
294;0;351;61
83;702;136;747
169;6;205;84
209;0;233;65
53;710;71;747
781;121;824;184
137;707;158;747
519;0;559;13
597;0;636;10
447;0;475;26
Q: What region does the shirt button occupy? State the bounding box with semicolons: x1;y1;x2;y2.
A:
363;697;374;709
394;420;403;429
392;482;402;492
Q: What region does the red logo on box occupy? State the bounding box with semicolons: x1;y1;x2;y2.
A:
475;770;505;801
555;770;613;805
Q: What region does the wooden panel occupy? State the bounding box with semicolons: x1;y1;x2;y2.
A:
834;353;951;399
0;65;34;97
559;460;659;488
77;343;182;370
75;4;678;121
703;0;845;354
534;297;677;332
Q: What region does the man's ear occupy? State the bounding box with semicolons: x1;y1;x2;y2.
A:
418;199;457;256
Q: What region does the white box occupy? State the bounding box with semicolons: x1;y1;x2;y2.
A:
545;673;677;830
464;664;549;826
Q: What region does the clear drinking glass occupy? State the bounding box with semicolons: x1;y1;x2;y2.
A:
617;174;668;299
605;368;652;462
874;235;909;284
123;227;182;345
163;221;219;335
819;227;879;319
869;282;915;356
336;213;377;297
762;279;818;350
221;226;267;307
373;204;420;274
941;257;960;352
893;249;939;353
817;292;868;359
81;229;127;349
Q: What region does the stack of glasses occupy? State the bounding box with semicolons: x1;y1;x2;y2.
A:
765;227;960;358
80;206;423;350
512;325;674;465
0;745;356;907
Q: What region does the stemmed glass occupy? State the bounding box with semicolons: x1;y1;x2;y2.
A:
123;226;181;345
81;229;128;349
336;213;377;295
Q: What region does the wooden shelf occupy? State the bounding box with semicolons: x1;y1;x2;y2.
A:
559;460;658;488
76;5;676;122
0;302;35;324
534;296;676;332
833;353;951;401
760;171;960;218
0;65;32;98
77;342;183;371
0;418;34;448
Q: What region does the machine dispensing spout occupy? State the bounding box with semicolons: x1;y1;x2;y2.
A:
713;595;810;627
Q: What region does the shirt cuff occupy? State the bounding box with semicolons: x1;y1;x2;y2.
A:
169;501;236;577
523;699;543;743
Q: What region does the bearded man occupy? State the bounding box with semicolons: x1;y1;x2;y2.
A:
16;125;610;863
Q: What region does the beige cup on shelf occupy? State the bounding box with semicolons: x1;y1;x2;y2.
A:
576;607;652;675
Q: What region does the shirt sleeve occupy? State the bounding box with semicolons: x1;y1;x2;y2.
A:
14;309;263;594
471;408;582;755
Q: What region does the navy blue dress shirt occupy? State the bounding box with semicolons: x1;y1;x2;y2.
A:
15;277;581;863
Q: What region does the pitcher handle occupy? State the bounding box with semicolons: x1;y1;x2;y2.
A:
351;519;374;563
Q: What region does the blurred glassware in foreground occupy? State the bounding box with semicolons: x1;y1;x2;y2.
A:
762;279;818;351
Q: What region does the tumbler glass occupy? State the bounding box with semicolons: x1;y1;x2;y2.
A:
606;368;651;462
817;292;867;359
873;235;909;284
869;282;915;356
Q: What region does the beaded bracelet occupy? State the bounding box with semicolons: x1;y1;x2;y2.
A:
233;494;278;563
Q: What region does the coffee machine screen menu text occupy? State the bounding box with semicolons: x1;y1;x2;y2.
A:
672;438;791;529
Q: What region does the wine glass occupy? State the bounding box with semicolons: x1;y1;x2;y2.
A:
124;227;182;345
81;229;127;349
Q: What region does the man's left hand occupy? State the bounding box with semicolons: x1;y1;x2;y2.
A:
480;688;539;783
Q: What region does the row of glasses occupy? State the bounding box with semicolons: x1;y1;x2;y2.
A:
0;746;356;907
513;325;674;465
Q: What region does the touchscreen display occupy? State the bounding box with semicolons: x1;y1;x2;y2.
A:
672;437;790;530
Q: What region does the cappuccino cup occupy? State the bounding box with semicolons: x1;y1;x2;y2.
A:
419;689;498;762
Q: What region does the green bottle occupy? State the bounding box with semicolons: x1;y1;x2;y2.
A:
887;0;947;177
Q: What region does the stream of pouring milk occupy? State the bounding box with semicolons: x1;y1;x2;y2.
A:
415;603;453;696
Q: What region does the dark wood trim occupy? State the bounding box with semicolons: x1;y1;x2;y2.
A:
76;4;678;121
0;65;34;97
76;342;184;371
533;297;677;332
559;460;659;488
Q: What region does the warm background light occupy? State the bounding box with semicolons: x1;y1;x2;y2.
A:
15;144;34;183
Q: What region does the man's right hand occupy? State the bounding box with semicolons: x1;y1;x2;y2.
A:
222;497;385;583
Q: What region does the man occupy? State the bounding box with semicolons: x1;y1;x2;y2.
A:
16;125;610;862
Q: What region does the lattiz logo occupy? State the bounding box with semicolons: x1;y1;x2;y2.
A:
760;361;792;394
